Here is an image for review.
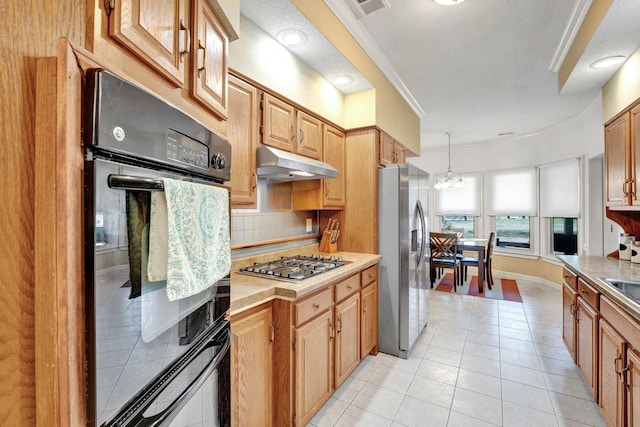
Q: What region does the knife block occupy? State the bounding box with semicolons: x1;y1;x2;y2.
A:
319;231;337;253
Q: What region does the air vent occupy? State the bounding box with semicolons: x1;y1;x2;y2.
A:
498;131;515;136
349;0;390;17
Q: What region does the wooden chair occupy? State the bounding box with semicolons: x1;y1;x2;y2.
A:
461;232;496;290
429;232;462;291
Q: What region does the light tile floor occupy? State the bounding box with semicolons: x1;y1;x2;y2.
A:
307;273;608;427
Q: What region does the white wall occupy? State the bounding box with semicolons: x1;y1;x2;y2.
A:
409;93;613;255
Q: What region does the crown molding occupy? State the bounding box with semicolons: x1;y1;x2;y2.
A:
549;0;593;72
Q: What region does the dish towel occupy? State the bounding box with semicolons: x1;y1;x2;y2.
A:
148;178;230;301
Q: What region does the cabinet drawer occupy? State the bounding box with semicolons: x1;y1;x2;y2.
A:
577;278;599;310
335;274;360;303
295;288;333;326
361;265;378;287
563;267;578;290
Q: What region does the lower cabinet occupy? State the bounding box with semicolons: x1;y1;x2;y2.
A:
576;293;599;400
335;291;361;387
627;348;640;426
231;303;274;427
562;269;578;361
361;277;378;358
599;317;625;427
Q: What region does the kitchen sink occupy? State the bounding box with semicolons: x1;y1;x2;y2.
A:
601;278;640;303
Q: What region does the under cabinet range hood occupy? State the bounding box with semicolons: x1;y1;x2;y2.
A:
256;146;338;181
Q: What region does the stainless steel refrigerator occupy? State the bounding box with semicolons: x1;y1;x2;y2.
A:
378;164;429;358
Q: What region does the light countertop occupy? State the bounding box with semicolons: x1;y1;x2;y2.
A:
229;250;381;315
557;255;640;321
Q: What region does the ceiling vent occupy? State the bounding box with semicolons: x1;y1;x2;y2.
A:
348;0;390;18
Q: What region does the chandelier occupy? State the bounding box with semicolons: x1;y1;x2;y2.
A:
434;132;464;190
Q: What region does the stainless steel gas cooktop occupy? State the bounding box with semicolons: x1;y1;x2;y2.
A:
237;255;346;283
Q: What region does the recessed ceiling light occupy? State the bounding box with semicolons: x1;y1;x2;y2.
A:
589;55;626;69
276;29;308;48
434;0;465;5
334;75;353;86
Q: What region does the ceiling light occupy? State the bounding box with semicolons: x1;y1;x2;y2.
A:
434;132;464;190
589;55;626;69
276;29;308;48
433;0;465;5
334;75;353;86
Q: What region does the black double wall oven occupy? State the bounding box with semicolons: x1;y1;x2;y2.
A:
84;69;231;426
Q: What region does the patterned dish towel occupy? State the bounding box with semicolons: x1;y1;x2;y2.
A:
148;178;230;301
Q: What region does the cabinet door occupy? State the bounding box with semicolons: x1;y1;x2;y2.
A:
627;348;640;427
632;104;640;206
231;304;273;427
379;132;395;166
605;113;630;207
576;296;599;401
562;281;577;362
394;142;406;164
295;310;334;426
335;292;360;388
296;111;323;160
228;75;258;208
262;93;295;152
599;318;626;427
108;0;189;86
361;281;378;358
192;0;228;118
323;125;346;208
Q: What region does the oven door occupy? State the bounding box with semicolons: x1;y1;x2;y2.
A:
85;158;231;426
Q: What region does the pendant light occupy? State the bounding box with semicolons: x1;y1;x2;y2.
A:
434;132;464;190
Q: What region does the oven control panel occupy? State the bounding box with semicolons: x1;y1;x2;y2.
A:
166;130;209;170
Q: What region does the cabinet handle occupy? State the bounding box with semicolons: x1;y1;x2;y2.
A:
290;124;295;142
313;303;320;310
252;171;257;192
623;181;629;197
363;300;366;314
615;355;624;376
329;323;334;339
197;41;206;74
300;128;305;145
269;323;274;343
179;19;190;57
569;302;575;316
347;285;352;290
337;316;342;333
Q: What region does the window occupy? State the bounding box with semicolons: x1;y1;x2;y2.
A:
435;172;481;237
486;167;536;252
540;158;581;256
552;217;578;255
496;216;531;249
441;216;474;238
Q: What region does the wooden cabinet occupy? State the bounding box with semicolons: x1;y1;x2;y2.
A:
231;303;274;427
627;348;640;427
103;0;228;118
227;75;258;208
334;292;360;388
361;278;378;358
191;0;228;118
379;132;395;166
261;92;296;152
605;103;640;208
562;270;578;361
296;111;323;160
108;0;190;87
294;308;334;427
576;294;599;400
599;317;626;427
292;124;346;210
394;143;406;164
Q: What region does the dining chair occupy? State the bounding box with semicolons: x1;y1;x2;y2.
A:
429;232;462;291
461;232;496;290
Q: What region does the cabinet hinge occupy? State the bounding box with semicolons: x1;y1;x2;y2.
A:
104;0;114;15
259;125;263;136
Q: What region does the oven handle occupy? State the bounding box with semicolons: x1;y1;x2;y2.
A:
139;329;231;427
108;174;165;191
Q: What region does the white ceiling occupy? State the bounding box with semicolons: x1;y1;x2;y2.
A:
240;0;640;149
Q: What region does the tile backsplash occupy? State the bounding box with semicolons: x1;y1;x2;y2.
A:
231;210;318;246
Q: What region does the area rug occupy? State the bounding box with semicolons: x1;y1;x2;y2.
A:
433;273;523;303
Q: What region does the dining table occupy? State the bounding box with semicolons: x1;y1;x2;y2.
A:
458;238;489;293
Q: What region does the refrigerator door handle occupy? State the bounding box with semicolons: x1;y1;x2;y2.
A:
415;199;427;271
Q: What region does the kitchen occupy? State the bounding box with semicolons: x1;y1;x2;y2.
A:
3;0;640;426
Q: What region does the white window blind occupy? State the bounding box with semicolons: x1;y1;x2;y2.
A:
435;172;481;216
486;167;537;216
540;158;580;217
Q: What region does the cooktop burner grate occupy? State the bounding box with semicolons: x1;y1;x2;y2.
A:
237;255;346;282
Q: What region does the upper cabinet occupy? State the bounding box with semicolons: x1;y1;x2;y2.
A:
228;74;258;208
605;102;640;210
379;131;407;166
102;0;228;119
261;93;322;160
192;0;229;118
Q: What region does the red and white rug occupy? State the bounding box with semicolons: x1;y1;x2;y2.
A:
432;272;523;303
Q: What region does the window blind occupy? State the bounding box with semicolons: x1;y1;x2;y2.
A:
486;167;537;216
540;158;580;217
435;172;481;216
